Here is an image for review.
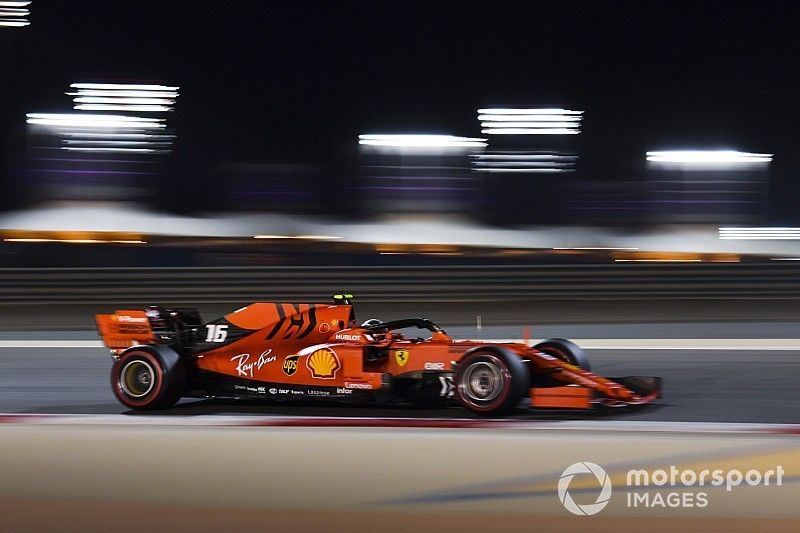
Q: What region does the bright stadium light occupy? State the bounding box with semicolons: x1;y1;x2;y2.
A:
478;114;581;122
74;97;176;105
478;108;583;135
61;147;162;153
0;7;28;16
74;104;174;112
647;151;773;164
477;108;583;115
719;227;800;240
68;90;179;99
481;128;580;135
62;132;176;139
68;83;179;112
70;83;179;92
358;134;487;148
26;113;166;129
471;152;578;173
0;0;30;27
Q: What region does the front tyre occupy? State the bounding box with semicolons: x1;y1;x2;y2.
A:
111;347;186;410
534;338;591;371
454;348;530;416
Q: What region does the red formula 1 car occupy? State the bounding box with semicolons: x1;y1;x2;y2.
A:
95;295;661;416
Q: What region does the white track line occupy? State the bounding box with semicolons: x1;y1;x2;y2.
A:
2;339;800;350
0;414;798;434
0;340;103;348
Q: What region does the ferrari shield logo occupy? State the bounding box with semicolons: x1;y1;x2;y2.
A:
394;349;409;367
306;348;340;379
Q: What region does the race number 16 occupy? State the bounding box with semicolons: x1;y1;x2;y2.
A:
205;324;228;342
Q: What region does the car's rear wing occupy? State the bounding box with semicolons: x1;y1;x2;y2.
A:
95;309;155;351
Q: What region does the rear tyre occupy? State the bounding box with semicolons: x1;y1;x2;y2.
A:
454;348;530;416
111;347;186;410
534;338;591;371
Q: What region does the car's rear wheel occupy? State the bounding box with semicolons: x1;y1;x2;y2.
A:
454;349;529;416
111;347;186;410
534;338;591;371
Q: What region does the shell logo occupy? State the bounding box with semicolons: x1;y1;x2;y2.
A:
306;348;340;379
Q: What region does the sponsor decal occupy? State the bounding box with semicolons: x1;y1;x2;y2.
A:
336;387;353;395
115;315;148;323
394;349;409;367
282;355;300;376
330;319;338;327
319;322;331;334
275;387;305;395
307;390;331;396
439;375;455;397
424;362;446;371
306;348;340;379
116;324;149;334
231;349;276;378
234;385;265;394
335;333;362;342
345;382;373;390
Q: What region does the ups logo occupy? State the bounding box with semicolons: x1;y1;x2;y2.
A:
282;355;300;376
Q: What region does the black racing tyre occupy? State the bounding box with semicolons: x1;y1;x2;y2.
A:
534;338;591;371
111;346;186;410
454;348;530;416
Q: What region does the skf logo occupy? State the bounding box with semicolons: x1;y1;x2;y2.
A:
394;349;409;367
307;348;340;379
282;355;300;376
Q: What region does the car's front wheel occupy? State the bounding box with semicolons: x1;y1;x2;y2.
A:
454;348;529;416
534;338;591;371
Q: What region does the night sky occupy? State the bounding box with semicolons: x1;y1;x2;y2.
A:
2;1;800;219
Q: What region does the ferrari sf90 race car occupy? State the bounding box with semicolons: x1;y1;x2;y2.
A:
95;295;661;416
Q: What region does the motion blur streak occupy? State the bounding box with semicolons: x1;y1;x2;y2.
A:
646;151;773;164
69;83;179;92
0;0;29;27
478;108;583;135
719;227;800;240
26;113;166;129
358;134;487;148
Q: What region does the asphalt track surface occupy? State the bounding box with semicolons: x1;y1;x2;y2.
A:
1;322;799;422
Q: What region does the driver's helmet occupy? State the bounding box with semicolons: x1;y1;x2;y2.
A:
360;318;385;330
361;318;389;341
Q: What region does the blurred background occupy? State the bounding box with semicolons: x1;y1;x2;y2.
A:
3;5;800;530
1;1;800;314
